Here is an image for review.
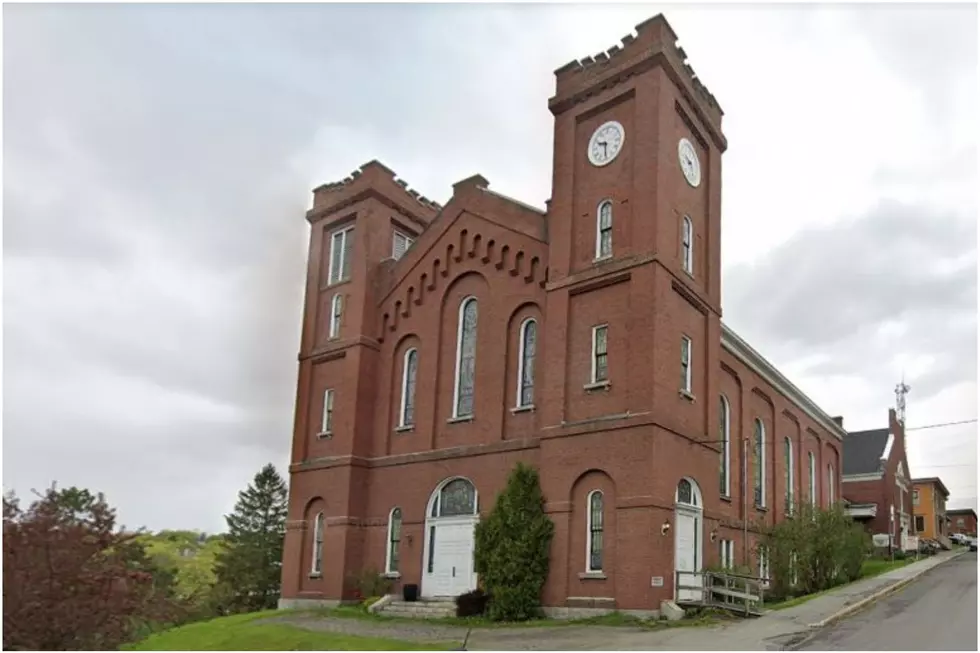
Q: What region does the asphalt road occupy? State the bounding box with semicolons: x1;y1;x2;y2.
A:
799;552;978;651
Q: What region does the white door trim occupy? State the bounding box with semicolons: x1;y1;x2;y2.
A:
421;515;479;598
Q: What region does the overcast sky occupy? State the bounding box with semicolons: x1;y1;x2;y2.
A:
3;3;977;533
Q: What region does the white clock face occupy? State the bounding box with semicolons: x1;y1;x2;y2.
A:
678;138;702;188
588;121;625;167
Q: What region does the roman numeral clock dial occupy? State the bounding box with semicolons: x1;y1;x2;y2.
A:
587;121;625;167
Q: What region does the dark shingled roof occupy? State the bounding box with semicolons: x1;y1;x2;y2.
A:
842;428;890;476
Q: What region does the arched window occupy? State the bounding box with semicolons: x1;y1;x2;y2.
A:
828;463;836;504
399;348;418;428
329;293;343;338
516;318;537;408
595;200;613;260
719;396;730;497
452;297;478;418
310;512;324;575
385;508;402;575
676;478;699;507
681;216;694;274
785;437;795;514
430;478;478;518
754;419;766;508
808;452;816;505
587;490;604;572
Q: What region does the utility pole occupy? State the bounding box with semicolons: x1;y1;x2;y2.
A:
895;376;911;427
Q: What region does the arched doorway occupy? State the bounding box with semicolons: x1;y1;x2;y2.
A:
674;477;704;603
422;477;479;598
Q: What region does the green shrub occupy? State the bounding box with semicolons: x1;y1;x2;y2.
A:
346;568;392;600
474;463;555;622
758;501;870;600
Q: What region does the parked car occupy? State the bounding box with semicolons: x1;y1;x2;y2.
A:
969;538;977;553
951;533;967;544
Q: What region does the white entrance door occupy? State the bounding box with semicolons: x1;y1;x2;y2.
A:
674;510;702;602
423;521;477;597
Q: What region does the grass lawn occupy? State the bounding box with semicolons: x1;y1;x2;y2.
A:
124;611;452;651
764;556;916;611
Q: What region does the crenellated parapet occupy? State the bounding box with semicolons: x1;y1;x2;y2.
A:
550;14;723;128
308;159;441;225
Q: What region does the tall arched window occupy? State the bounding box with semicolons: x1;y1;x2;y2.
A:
828;463;836;504
516;318;537;408
329;293;343;338
385;508;402;575
719;395;730;497
808;452;816;505
310;512;324;575
681;215;694;275
785;437;794;514
586;490;604;572
754;419;766;508
452;297;478;418
399;348;418;428
595;200;613;259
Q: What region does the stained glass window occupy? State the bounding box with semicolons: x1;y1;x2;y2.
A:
677;478;695;505
311;512;324;574
387;508;401;574
518;319;536;407
588;491;604;571
455;298;478;417
785;437;794;514
719;396;730;496
401;349;418;427
754;419;765;507
434;479;476;517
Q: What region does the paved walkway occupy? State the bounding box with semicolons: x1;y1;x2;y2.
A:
274;549;967;651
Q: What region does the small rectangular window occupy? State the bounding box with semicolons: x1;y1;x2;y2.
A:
680;336;692;392
591;325;608;383
681;216;693;275
596;201;613;260
392;230;414;261
329;294;343;339
329;227;354;285
719;539;734;570
321;389;334;434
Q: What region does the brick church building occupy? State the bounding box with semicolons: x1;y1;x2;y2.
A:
279;13;845;616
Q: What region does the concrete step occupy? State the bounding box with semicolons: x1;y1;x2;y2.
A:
379;599;456;619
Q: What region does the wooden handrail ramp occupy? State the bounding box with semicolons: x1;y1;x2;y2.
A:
675;570;766;617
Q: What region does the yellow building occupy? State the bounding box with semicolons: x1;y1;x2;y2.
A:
912;477;950;540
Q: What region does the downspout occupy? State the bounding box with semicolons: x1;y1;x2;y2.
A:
743;436;749;567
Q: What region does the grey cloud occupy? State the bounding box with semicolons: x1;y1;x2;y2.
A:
723;201;976;404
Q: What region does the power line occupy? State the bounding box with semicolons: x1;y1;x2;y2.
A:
905;419;977;432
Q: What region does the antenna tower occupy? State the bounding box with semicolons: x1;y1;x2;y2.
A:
895;375;911;426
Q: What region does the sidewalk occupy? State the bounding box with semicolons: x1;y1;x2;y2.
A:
466;548;967;651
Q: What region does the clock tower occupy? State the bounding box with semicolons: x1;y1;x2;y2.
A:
538;14;728;446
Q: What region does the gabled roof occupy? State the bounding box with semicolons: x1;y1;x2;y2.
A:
947;508;977;519
841;428;890;476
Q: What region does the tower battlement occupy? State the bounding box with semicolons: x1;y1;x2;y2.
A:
311;159;442;217
551;14;722;125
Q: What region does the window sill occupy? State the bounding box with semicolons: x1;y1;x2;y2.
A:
382;572;401;579
593;255;613;264
584;380;611;392
578;571;607;580
679;389;695;402
447;415;474;425
511;405;535;414
308;572;323;579
682;268;695;280
322;278;351;290
316;431;333;440
720;495;732;503
394;425;414;434
755;504;768;512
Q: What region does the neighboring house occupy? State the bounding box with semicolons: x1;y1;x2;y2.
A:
277;13;846;617
912;478;951;542
841;409;913;546
947;508;977;537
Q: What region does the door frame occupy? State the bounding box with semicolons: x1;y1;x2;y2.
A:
421;516;479;598
673;477;704;603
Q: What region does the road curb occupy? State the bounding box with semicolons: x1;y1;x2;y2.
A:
786;550;967;649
